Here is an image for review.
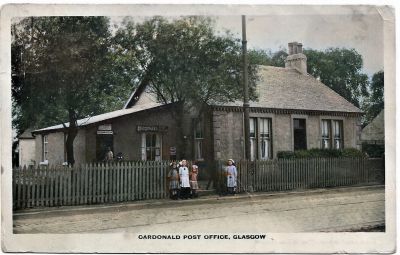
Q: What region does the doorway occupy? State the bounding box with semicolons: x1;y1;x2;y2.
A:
293;118;307;150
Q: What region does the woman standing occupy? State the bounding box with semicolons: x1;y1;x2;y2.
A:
226;159;237;195
167;162;180;200
178;159;191;199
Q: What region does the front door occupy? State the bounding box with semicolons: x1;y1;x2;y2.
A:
293;118;307;150
96;134;114;161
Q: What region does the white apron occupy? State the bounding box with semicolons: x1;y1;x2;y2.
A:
226;165;237;188
179;167;190;188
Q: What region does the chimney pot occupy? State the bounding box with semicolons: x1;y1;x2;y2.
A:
288;42;294;55
285;41;307;75
297;43;303;53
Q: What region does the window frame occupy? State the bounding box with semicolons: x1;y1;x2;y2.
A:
332;120;344;149
42;134;48;161
321;119;344;149
249;117;273;160
259;118;272;160
141;133;162;161
193;118;204;160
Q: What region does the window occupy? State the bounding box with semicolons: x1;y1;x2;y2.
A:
321;120;331;149
259;118;272;159
333;120;344;149
249;118;257;161
141;133;161;161
293;119;307;150
249;117;272;160
42;135;48;161
321;119;343;149
194;119;204;160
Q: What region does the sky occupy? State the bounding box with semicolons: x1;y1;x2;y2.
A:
111;5;384;76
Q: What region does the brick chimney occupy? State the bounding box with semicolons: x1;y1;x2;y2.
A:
285;42;307;75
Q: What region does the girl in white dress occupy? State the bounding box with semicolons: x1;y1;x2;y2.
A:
226;159;237;195
179;160;191;199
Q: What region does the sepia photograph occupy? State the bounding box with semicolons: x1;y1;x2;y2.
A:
0;3;396;253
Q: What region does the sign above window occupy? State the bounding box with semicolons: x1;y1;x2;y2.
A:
97;124;113;135
98;124;112;131
97;130;113;135
137;125;168;133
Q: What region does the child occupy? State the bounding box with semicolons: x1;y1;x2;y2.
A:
190;163;199;198
167;162;179;200
226;159;237;195
178;159;191;199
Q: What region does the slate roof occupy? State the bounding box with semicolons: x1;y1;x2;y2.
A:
213;65;362;113
33;102;163;133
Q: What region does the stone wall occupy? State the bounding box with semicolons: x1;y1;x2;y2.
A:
212;109;361;160
19;139;36;167
34;130;87;165
212;110;244;160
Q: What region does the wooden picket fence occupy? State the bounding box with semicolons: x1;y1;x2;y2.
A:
13;158;384;210
13;161;170;210
213;158;384;194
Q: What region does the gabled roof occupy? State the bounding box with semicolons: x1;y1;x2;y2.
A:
33;102;163;133
361;110;384;141
19;128;35;139
212;65;362;113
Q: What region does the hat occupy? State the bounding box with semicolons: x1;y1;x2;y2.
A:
228;159;235;164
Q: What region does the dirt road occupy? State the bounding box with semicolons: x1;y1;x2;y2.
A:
13;185;384;233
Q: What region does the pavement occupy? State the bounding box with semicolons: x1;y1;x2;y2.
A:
13;185;385;233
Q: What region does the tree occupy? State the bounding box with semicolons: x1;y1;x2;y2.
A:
12;17;135;165
304;48;369;107
362;70;384;124
248;48;287;67
114;16;259;158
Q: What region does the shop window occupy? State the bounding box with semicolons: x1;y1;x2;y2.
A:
321;119;344;149
141;133;161;161
293;118;307;150
194;119;204;160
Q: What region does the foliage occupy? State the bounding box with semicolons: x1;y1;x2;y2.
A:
115;16;259;106
114;16;260;158
304;48;369;108
362;143;384;158
362;71;384;125
276;151;296;159
12;17;136;164
277;148;365;159
248;48;287;67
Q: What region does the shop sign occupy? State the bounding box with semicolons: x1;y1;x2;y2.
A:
98;124;112;131
97;124;113;135
137;125;168;132
97;130;113;135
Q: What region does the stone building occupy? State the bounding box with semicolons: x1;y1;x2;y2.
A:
18;128;36;166
24;42;362;166
361;110;384;145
